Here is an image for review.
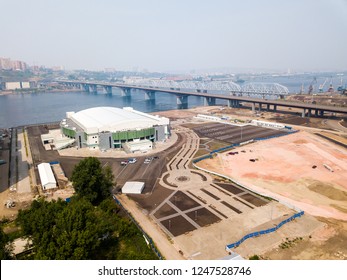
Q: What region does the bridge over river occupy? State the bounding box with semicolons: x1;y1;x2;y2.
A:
58;80;347;117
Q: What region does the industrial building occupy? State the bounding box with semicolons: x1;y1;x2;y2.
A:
250;119;286;130
37;163;57;190
59;107;170;151
0;81;31;90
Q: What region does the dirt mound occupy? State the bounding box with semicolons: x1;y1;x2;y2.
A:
331;204;347;214
308;181;347;201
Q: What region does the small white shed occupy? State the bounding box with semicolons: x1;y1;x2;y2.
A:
122;139;153;154
122;181;145;194
38;163;57;190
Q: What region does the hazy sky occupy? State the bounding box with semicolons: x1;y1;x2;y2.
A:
1;0;347;72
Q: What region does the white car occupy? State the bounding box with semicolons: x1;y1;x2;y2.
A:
144;158;152;164
128;158;137;164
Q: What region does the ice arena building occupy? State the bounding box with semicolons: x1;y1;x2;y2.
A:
60;107;170;151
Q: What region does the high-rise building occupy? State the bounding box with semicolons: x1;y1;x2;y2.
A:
0;58;12;70
0;57;28;71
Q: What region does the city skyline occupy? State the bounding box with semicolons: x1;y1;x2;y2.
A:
0;0;347;73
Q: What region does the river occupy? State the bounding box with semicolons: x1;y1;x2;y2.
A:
0;88;205;128
1;73;344;128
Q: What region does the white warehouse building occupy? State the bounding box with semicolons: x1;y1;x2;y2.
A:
122;181;145;194
38;163;57;190
60;107;170;151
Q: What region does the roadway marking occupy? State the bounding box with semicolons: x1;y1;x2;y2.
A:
141;160;152;177
115;164;128;180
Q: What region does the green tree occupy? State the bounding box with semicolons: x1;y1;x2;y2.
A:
0;226;12;259
17;198;111;259
16;197;158;260
71;157;114;205
249;254;260;260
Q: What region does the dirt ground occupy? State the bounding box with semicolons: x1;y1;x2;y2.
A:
197;131;347;220
0;189;34;220
196;129;347;259
263;217;347;260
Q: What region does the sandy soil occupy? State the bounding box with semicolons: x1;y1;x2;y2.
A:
0;189;34;220
262;218;347;260
197;131;347;221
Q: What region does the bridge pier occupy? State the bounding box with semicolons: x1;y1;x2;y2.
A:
314;109;325;117
82;84;90;92
176;95;188;108
227;100;240;108
89;84;97;93
120;88;131;97
301;108;312;118
104;86;112;94
203;97;216;106
73;83;81;89
265;104;277;112
258;103;263;111
144;91;156;101
252;103;256;113
302;109;306;118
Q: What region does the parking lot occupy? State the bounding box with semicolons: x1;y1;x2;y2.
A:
192;122;288;144
26;124;185;196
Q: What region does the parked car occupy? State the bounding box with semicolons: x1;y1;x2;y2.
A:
120;160;128;166
128;158;137;164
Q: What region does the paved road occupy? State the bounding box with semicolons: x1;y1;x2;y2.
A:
0;135;10;192
324;119;347;133
9;128;17;191
16;131;31;193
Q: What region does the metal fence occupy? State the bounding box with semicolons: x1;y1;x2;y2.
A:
193;143;241;163
112;195;163;260
225;211;304;251
193;130;297;163
254;130;298;141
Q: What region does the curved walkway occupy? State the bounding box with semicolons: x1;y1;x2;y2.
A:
151;127;235;240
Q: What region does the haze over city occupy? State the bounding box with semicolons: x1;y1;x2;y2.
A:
2;0;347;274
1;0;347;73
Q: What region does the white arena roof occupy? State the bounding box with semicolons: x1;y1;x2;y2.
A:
69;107;169;134
122;181;145;194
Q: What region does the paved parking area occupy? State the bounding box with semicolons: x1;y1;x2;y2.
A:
192;123;288;144
26;124;185;199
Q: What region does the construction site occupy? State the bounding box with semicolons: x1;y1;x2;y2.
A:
1;100;347;260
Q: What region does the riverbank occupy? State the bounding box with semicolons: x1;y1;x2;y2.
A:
0;88;83;95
